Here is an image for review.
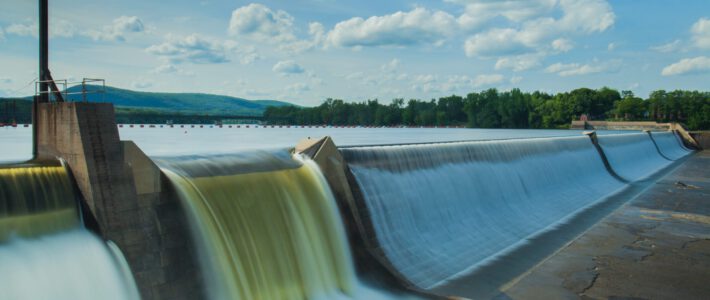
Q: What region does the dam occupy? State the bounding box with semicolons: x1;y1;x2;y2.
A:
1;2;709;299
1;96;707;299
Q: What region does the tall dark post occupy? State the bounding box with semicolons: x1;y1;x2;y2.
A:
39;0;49;103
34;0;49;158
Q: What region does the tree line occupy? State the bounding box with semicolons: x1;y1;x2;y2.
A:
263;88;710;130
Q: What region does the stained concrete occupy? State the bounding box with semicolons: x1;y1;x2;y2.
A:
296;136;437;299
500;151;710;300
35;102;203;299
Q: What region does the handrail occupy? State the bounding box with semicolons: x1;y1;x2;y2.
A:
35;78;106;102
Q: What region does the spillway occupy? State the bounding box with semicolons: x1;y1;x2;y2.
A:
597;133;672;181
0;164;140;300
340;136;627;290
158;151;397;300
0;165;79;240
651;131;692;160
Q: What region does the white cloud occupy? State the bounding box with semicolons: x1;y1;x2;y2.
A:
146;34;229;64
510;76;523;85
131;81;153;89
286;83;310;94
326;7;457;47
465;28;529;57
0;27;4;40
153;64;178;74
472;74;504;87
272;60;305;75
448;0;557;31
309;22;326;45
661;56;710;76
228;3;295;42
381;59;400;72
6;22;36;37
228;4;324;53
6;16;142;41
691;18;710;49
545;59;621;76
651;39;682;53
151;64;195;76
6;20;76;38
607;42;616;51
551;38;574;52
461;0;614;58
85;16;144;41
223;40;263;64
494;54;543;71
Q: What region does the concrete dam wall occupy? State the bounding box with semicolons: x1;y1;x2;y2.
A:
340;136;627;291
0;102;697;299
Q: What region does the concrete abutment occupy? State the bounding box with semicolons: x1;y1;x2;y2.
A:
34;102;203;299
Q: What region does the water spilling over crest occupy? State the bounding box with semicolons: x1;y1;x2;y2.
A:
0;164;140;300
596;133;672;181
651;131;692;160
158;151;397;300
0;165;78;240
341;136;627;290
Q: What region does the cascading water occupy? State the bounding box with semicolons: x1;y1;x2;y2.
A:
0;165;79;240
158;150;398;300
0;164;140;300
597;133;671;181
651;132;692;160
340;136;627;290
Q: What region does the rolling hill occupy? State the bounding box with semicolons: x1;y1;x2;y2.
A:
63;85;294;115
1;85;294;117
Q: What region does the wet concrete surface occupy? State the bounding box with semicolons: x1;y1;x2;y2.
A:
500;151;710;300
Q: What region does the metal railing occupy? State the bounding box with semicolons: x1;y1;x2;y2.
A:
35;78;106;102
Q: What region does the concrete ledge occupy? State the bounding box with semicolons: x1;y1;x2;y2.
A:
501;151;710;300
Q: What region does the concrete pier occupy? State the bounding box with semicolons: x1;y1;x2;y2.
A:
501;151;710;300
34;102;202;299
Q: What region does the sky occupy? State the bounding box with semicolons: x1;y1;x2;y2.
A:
0;0;708;106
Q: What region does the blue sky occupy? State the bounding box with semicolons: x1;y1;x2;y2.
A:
0;0;708;105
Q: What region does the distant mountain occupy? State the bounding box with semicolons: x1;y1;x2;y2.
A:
5;85;295;116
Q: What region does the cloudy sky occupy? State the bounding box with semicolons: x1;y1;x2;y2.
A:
0;0;708;105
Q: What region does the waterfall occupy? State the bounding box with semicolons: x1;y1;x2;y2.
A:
0;165;79;240
597;133;671;181
0;164;140;300
0;230;140;300
651;132;692;160
341;136;627;290
158;150;397;300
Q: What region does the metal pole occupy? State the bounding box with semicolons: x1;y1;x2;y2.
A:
34;0;49;159
39;0;49;103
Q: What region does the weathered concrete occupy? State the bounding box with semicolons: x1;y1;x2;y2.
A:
501;151;710;300
34;102;202;299
571;121;673;131
123;141;204;299
571;121;700;150
690;131;710;150
295;136;435;298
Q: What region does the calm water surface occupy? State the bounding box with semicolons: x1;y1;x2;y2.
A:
0;125;634;163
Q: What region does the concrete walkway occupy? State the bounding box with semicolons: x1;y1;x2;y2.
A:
500;151;710;300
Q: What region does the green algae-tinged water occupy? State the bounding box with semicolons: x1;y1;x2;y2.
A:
160;153;399;300
0;165;79;240
0;164;140;300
